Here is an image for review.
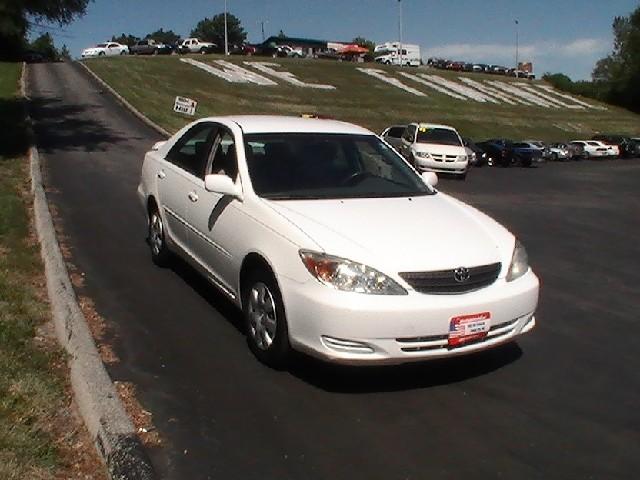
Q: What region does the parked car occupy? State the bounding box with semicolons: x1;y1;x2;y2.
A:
589;140;618;158
462;137;488;167
399;123;469;179
547;143;571;161
177;38;217;54
130;39;173;55
569;141;608;159
380;125;407;151
81;42;129;58
476;139;514;167
511;142;543;167
629;138;640;157
591;134;634;158
522;141;550;161
138;115;539;367
279;45;305;58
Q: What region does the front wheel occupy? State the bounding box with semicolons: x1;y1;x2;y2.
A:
243;270;291;368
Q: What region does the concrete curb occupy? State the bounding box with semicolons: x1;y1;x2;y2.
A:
76;60;170;138
23;63;157;480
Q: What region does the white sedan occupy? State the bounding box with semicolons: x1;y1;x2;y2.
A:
81;42;129;58
138;116;539;367
570;140;609;159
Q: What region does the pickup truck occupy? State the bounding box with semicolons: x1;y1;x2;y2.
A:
177;38;217;54
130;39;173;55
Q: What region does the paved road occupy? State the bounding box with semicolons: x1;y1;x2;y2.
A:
29;61;640;480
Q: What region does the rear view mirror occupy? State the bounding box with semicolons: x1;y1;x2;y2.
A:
421;171;438;187
204;174;242;199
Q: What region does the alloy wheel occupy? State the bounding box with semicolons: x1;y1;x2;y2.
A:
247;282;278;350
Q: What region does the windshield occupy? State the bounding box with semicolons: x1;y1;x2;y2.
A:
415;128;462;146
244;133;434;200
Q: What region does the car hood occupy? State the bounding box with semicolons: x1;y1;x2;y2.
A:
265;194;513;273
412;143;466;155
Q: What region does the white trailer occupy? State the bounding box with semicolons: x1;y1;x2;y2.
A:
374;42;421;67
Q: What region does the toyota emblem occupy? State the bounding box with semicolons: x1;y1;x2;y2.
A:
454;267;470;283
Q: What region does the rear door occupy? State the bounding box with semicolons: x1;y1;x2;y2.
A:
159;122;218;253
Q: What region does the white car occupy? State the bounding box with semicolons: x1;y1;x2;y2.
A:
81;42;129;58
178;38;217;54
138;116;539;367
589;140;619;158
570;140;609;159
399;123;469;179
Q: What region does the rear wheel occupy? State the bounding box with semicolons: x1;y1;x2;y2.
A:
148;205;171;267
243;269;291;368
200;47;207;54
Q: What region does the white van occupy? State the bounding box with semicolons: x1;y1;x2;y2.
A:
375;42;421;67
399;123;469;179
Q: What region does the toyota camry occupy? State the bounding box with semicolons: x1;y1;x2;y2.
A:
138;116;539;367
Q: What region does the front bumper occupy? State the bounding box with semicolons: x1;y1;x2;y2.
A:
415;160;468;175
281;270;539;365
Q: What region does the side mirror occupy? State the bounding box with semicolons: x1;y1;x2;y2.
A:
151;141;166;151
421;171;438;187
204;174;242;199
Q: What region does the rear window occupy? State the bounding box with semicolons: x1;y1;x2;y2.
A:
96;43;107;48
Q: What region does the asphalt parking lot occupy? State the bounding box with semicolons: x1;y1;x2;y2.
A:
28;61;640;480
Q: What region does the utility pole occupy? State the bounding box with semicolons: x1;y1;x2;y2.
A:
259;20;267;42
515;19;519;75
224;0;229;55
398;0;403;67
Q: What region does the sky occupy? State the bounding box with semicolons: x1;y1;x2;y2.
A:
30;0;639;80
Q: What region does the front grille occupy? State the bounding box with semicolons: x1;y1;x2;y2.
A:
431;154;458;162
399;262;501;294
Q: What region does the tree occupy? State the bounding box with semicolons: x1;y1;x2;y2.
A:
352;36;375;54
0;0;91;60
190;13;247;47
60;44;71;60
145;28;180;45
111;33;140;47
591;6;640;111
29;32;59;61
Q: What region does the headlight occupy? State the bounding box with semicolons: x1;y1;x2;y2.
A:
299;250;407;295
507;240;529;282
457;155;468;162
414;151;432;159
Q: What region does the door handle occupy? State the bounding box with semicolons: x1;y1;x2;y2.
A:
188;192;199;203
157;170;166;179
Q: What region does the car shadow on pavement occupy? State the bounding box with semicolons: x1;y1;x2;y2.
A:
287;343;523;393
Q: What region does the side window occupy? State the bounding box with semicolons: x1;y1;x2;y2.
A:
403;125;416;142
166;123;218;178
208;130;239;181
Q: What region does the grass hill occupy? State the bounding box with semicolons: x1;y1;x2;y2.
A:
83;55;640;141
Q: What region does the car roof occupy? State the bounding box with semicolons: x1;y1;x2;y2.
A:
214;115;374;135
410;122;458;131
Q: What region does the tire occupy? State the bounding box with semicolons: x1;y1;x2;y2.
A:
120;50;127;55
243;268;291;368
200;47;207;54
148;205;171;267
457;171;467;181
551;153;558;162
98;52;105;56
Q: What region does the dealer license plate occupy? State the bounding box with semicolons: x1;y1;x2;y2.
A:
448;312;491;347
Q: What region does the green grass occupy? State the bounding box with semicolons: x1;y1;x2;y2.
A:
0;62;66;479
85;55;640;141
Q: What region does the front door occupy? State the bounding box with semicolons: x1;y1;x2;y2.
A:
186;127;242;297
